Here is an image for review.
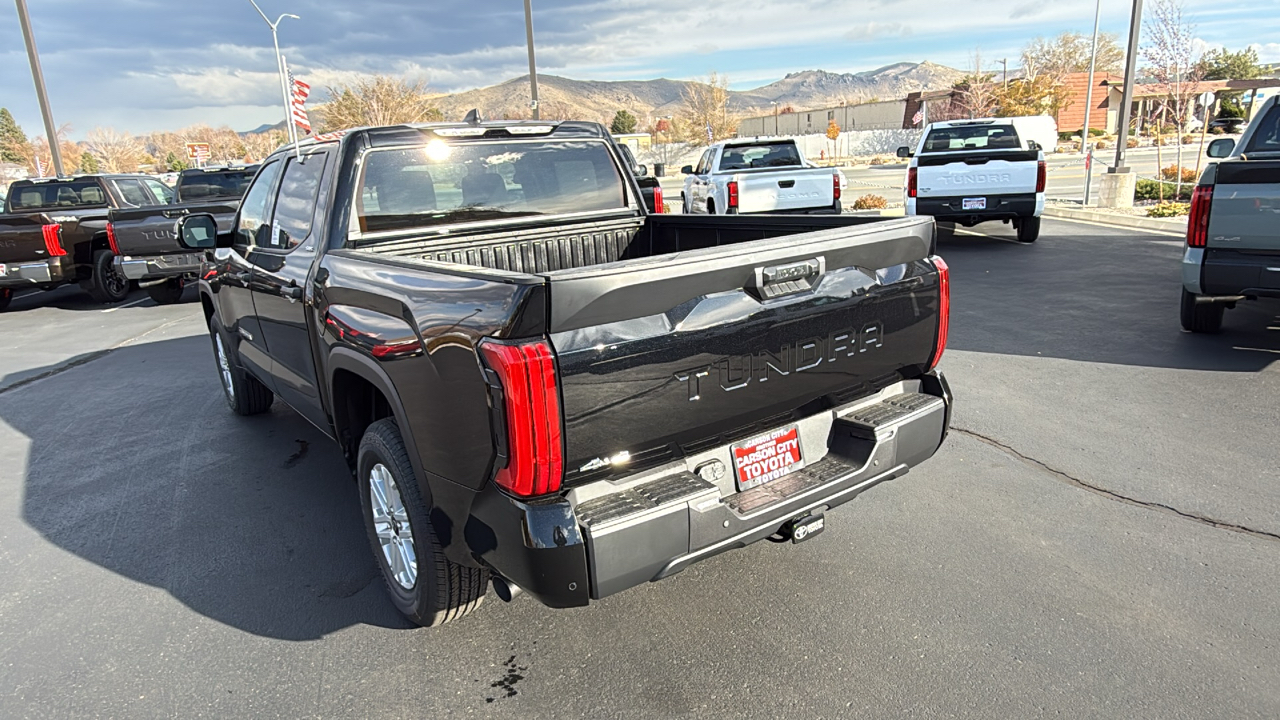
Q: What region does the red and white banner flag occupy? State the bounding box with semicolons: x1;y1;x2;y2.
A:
34;155;45;177
285;58;312;135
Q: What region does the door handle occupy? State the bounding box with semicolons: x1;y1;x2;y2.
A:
162;209;190;218
283;283;304;301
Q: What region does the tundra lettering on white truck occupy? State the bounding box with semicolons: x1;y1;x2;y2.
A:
680;139;843;215
899;117;1048;244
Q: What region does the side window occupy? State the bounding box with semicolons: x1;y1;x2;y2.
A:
695;150;711;175
143;179;174;204
267;154;328;250
113;179;152;207
235;161;283;249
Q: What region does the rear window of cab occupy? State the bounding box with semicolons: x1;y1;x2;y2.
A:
922;125;1022;153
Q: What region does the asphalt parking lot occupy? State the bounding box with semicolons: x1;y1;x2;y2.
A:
1;217;1277;718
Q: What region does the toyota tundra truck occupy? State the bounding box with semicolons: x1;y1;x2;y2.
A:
1181;95;1280;332
108;166;259;304
680;139;842;215
898;118;1047;243
0;174;173;308
176;118;952;626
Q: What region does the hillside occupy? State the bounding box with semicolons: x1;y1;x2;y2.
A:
429;62;964;125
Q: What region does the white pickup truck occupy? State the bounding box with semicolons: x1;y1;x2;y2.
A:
898;118;1046;243
680;139;842;215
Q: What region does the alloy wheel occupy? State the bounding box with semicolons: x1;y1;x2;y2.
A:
369;463;417;589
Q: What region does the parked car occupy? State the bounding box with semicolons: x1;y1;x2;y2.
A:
107;166;259;304
1181;96;1280;332
176;119;953;626
1208;118;1249;135
0;174;173;308
616;144;663;213
898;118;1047;243
680;139;842;214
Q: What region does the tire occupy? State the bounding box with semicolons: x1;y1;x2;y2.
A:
86;249;130;304
1180;289;1225;333
0;288;11;312
209;316;274;415
1015;216;1041;243
680;194;688;214
707;199;716;215
358;418;487;627
147;277;186;305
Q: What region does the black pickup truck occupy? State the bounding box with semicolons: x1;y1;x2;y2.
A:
108;166;259;304
0;174;174;308
176;120;953;626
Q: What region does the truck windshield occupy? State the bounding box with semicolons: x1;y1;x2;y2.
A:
922;124;1021;153
719;142;802;170
1242;104;1280;155
6;180;108;210
356;140;628;234
177;170;257;201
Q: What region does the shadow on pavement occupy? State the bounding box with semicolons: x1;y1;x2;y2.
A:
1;334;410;640
940;224;1280;372
1;284;171;313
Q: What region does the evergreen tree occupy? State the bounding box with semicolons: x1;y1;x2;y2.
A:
610;110;638;135
80;151;100;173
0;108;29;164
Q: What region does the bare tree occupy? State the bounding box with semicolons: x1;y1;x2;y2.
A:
1022;32;1125;83
85;128;145;173
678;72;736;145
318;75;443;131
958;51;999;118
241;130;288;162
1142;0;1202;195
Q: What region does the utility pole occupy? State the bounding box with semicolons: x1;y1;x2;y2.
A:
524;0;540;120
1112;0;1144;171
248;1;300;147
771;101;778;135
1080;0;1102;155
1001;58;1008;89
15;0;64;176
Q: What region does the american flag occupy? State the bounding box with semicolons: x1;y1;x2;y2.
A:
34;155;45;177
912;109;924;126
705;122;714;144
286;59;312;135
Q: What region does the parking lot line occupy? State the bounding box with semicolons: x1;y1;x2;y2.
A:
101;297;150;313
1046;214;1187;239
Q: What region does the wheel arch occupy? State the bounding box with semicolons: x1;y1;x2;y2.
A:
327;348;424;483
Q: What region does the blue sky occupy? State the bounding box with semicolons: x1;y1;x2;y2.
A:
1;0;1276;139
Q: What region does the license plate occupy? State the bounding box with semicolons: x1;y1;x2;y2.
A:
962;197;987;210
732;425;804;492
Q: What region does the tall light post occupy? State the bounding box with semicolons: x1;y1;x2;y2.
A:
524;0;540;120
1080;0;1102;154
15;0;64;176
1112;0;1144;172
771;101;778;135
248;1;300;145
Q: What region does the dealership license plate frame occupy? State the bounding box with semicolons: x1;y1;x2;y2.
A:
731;424;805;492
962;197;987;211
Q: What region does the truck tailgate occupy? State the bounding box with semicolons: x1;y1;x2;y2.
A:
0;214;56;264
1206;161;1280;252
108;201;238;256
545;216;940;484
737;169;835;212
917;150;1039;197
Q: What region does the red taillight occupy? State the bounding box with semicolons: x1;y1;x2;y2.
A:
1187;185;1213;248
42;223;66;257
652;184;663;214
727;180;739;210
106;221;121;255
479;340;563;497
1035;160;1047;193
833;173;842;201
907;168;918;198
929;256;950;370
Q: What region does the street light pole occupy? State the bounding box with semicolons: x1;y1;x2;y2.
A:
771;101;778;135
15;0;64;176
523;0;540;120
1080;0;1102;155
1112;0;1144;171
248;1;300;147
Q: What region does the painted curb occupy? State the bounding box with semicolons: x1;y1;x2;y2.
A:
1042;206;1187;234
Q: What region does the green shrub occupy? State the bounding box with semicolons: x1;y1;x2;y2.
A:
1148;201;1189;218
1209;126;1225;135
1088;128;1106;137
1058;131;1076;142
1135;179;1190;202
852;194;888;210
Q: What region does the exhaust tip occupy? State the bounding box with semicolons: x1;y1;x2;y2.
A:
492;576;523;603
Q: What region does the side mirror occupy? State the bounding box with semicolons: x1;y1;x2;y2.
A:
1027;140;1042;151
896;146;912;159
680;165;694;174
635;164;648;177
1206;138;1235;159
176;213;219;249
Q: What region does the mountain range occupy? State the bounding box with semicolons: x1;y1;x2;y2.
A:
429;62;965;124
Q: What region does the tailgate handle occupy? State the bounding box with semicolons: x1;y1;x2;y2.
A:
163;209;190;218
748;257;826;301
963;156;991;165
778;179;796;188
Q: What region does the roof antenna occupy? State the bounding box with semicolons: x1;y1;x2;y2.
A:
463;109;483;125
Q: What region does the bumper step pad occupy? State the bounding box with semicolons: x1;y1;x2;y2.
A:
577;472;715;529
